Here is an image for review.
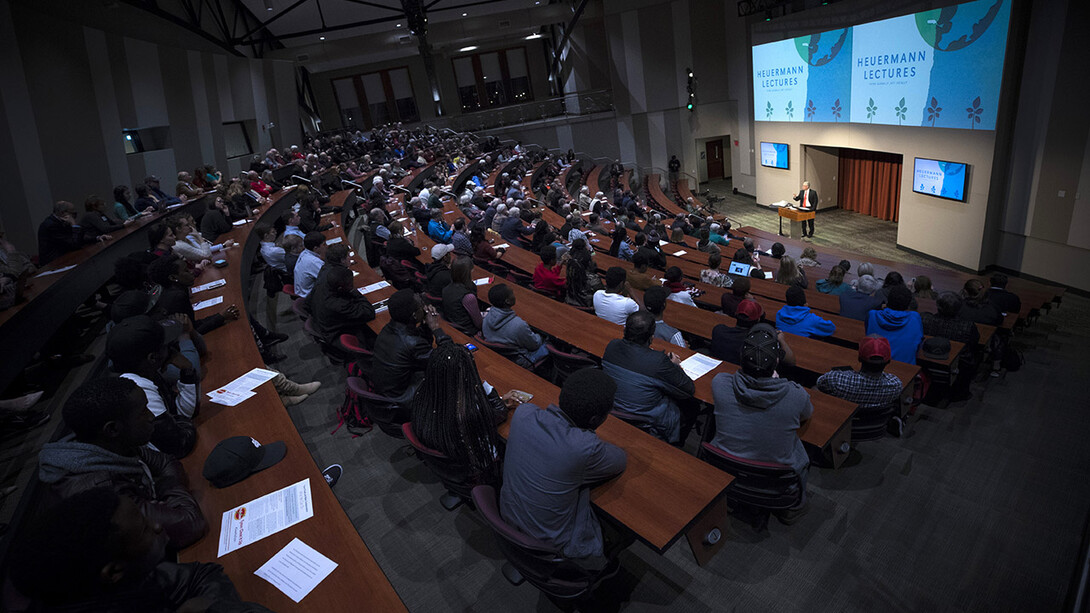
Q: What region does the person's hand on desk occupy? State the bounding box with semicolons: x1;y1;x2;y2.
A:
221;304;240;321
96;234;113;243
222;239;238;249
500;391;523;409
666;352;682;365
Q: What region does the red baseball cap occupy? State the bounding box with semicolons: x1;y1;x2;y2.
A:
858;336;891;364
735;298;764;323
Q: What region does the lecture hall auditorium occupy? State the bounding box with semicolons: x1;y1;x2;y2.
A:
0;0;1088;611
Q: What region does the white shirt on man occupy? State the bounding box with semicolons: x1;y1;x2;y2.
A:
593;290;639;325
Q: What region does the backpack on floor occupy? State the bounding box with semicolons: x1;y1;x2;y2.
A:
332;361;373;437
1001;345;1024;372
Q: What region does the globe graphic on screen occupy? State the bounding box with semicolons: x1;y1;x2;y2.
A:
915;0;1004;52
794;29;849;66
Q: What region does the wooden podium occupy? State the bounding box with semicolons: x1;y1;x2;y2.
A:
778;207;815;239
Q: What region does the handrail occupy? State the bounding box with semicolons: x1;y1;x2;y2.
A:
418;89;614;133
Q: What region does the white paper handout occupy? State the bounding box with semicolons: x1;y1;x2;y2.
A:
358;280;390;294
325;236;343;245
679;353;722;382
232;219;248;226
209;367;279;398
193;296;224;311
208;389;255;407
473;277;493;286
191;279;227;294
218;479;314;557
254;538;338;604
494;243;511;249
764;271;774;279
34;264;77;278
673;249;688;256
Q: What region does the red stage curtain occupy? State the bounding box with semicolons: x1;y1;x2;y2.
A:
837;149;902;222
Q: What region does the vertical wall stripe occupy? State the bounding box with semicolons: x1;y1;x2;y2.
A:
188;50;216;166
84;28;128;190
620;11;646;115
124;38;168;128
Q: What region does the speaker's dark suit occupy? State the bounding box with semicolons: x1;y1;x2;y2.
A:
793;188;817;236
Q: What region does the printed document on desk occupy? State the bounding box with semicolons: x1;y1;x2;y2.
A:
679;353;722;381
255;538;338;603
218;479;314;557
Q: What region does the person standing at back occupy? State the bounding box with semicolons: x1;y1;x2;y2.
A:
500;368;629;570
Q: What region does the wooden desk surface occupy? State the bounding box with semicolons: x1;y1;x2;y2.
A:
177;192;406;612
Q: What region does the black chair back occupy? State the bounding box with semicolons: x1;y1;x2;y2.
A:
851;401;899;442
545;344;599;385
346;377;408;438
402;423;476;503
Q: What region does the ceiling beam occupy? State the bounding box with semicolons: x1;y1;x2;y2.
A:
236;0;310;42
342;0;405;11
118;0;244;56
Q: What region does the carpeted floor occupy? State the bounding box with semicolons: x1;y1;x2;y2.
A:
256;276;1090;612
697;178;956;271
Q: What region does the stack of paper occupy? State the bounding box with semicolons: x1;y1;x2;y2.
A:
358;280;390;295
207;368;278;406
673;249;688;256
255;538;338;603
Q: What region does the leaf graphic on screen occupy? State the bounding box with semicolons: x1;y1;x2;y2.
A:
806;99;816;121
831;98;842;122
785;101;794;119
866;97;878;122
926;96;942;127
766;101;773;120
966;96;983;129
895;97;907;125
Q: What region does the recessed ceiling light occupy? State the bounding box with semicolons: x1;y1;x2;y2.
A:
460;45;478;52
319;36;325;40
462;12;467;16
396;23;402;27
525;33;542;40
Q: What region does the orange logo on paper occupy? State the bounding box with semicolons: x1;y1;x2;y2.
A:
234;507;246;521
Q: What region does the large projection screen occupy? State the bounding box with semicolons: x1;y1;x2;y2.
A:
752;0;1011;130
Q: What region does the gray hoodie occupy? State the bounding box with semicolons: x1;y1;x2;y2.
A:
481;307;543;367
709;371;813;474
38;436;207;548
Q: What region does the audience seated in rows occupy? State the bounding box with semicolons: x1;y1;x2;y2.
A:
711;299;766;364
441;257;484;335
532;245;567;300
663;266;696;306
816;336;903;430
839;273;885;321
644;286;686;348
482;283;549;367
293;231;326;298
816;265;851;296
593;267;639;325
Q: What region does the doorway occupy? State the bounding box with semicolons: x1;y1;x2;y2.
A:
705;139;724;180
801;145;840;210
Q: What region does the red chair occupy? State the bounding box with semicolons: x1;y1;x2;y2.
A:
338;334;373;372
544;344;598;385
345;377;408;439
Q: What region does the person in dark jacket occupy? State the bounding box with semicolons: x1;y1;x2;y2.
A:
959;278;1003;326
8;488;267;613
36;377;206;549
602;310;697;444
711;299;789;368
307;260;375;346
482;283;549;367
499;208;535;244
147;255;240;335
199;196;233;242
987;273;1021;316
38;200;105;265
441;256;484;334
922;291;981;400
105;315;200;459
879;271;918;311
371;289;451;406
385;220;422;262
424;243;454;297
80;196;129;239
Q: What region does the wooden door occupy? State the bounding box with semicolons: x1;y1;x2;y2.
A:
706;139;724;180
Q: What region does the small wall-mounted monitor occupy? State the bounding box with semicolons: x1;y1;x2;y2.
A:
912;158;968;202
760;142;789;169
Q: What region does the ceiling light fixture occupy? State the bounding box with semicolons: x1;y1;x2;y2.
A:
459;45;478;52
319;36;326;40
462;12;467;16
263;0;273;10
525;33;542;40
396;23;402;27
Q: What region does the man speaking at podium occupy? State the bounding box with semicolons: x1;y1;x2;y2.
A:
792;181;817;238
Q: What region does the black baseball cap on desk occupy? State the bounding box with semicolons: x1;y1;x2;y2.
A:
202;436;287;488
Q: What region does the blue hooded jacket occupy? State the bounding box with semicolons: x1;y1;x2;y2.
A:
866;308;923;365
775;305;836;338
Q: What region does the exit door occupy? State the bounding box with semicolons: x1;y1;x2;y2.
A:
706;139;724;180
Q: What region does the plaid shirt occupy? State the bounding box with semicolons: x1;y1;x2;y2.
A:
816;369;902;411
